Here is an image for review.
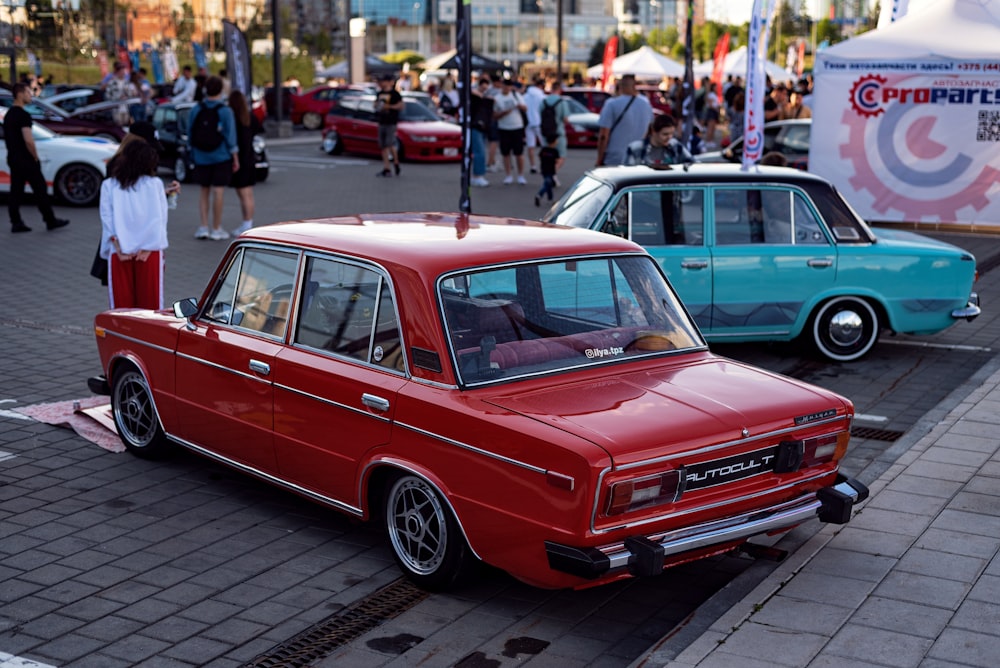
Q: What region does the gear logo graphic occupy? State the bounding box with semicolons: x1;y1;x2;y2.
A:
849;74;887;118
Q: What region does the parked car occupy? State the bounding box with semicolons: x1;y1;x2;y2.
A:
321;95;462;162
559;96;600;148
636;85;675;116
0;108;117;206
39;86;104;112
290;84;371;129
150;101;269;183
0;90;127;141
88;214;868;590
563;86;611;113
697;119;811;170
543;164;980;361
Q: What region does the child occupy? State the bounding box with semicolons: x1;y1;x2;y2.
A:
534;134;560;207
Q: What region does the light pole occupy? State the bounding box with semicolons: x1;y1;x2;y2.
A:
412;2;420;51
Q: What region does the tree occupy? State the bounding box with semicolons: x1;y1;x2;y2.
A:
173;3;195;46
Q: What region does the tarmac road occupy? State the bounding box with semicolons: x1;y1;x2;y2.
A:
0;133;997;667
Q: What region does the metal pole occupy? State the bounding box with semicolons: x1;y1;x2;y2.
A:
272;0;282;123
556;0;563;79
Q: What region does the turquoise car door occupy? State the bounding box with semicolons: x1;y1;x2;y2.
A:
616;187;712;330
708;187;836;338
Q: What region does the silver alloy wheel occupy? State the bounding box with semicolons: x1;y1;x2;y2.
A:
322;132;339;154
386;476;448;576
113;369;159;448
174;156;188;182
812;296;880;362
302;112;323;130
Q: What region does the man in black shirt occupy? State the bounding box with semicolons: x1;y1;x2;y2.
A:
4;83;69;233
374;74;403;177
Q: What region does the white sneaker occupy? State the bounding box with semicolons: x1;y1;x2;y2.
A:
232;222;253;235
517;175;527;185
487;163;502;173
194;226;210;240
553;175;561;187
471;177;490;187
502;175;514;185
209;228;231;241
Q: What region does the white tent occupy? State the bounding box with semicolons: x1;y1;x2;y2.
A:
693;46;792;83
809;0;1000;226
586;46;684;81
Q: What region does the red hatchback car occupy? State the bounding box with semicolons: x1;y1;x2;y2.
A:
321;95;461;162
290;84;372;129
89;215;867;591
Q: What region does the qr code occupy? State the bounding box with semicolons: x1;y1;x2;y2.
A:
977;110;1000;141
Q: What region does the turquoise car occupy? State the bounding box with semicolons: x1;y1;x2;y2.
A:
543;164;981;361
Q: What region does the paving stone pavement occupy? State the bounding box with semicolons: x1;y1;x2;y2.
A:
634;355;1000;668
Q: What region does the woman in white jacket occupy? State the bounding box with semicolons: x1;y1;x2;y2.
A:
99;139;178;309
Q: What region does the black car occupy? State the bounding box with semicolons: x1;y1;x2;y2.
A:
150;102;269;183
697;119;811;170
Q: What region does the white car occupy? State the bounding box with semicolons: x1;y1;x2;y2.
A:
0;108;118;206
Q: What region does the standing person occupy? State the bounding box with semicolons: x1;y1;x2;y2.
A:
595;74;653;167
787;86;812;119
540;78;569;180
228;89;259;236
469;77;493;187
171;65;197;103
522;76;546;174
483;74;503;171
188;76;238;240
105;62;136;126
99;139;173;309
3;83;69;233
624;114;693;166
128;70;149;123
374;73;403;177
493;76;527;185
534;134;560;207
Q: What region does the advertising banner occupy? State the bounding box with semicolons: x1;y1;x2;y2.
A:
223;20;252;96
811;64;1000;225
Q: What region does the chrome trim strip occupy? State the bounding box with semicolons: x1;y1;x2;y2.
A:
707;329;792;338
274;383;392;424
613;415;847;471
165;431;364;517
175;350;271;385
600;481;865;570
103;329;175;356
395;421;548;475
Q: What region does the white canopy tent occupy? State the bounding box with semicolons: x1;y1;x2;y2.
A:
693;46;792;83
586;46;684;81
809;0;1000;227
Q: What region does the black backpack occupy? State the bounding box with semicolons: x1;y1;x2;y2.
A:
190;104;223;151
540;99;560;138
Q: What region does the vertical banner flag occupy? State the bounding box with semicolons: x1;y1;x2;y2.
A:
150;50;165;84
742;0;775;169
97;50;110;78
711;33;730;97
457;0;472;214
130;50;140;73
796;40;806;77
163;49;179;83
192;43;208;72
680;0;695;146
601;36;618;92
223;20;253;96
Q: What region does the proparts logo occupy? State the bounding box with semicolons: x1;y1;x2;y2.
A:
850;74;888;118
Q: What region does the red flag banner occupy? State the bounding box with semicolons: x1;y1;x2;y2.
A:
711;33;731;97
602;36;619;92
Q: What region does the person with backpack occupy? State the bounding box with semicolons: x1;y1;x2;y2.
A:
187;76;238;240
540;78;569;181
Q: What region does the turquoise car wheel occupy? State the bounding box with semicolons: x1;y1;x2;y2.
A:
811;296;880;362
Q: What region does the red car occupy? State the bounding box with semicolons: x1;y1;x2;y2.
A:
89;215;867;591
321;95;461;162
290;84;372;129
563;86;612;113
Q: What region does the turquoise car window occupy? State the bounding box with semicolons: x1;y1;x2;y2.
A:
629;189;704;247
715;188;824;246
791;192;828;244
544;175;613;229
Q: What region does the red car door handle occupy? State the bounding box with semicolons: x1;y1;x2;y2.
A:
807;258;834;268
362;393;390;412
249;360;271;375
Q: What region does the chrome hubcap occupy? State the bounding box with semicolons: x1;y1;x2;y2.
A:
828;310;864;348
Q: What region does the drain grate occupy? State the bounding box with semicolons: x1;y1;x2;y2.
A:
851;426;905;442
244;578;428;667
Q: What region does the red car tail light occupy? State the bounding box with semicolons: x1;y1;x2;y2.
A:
802;431;850;468
606;470;684;516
